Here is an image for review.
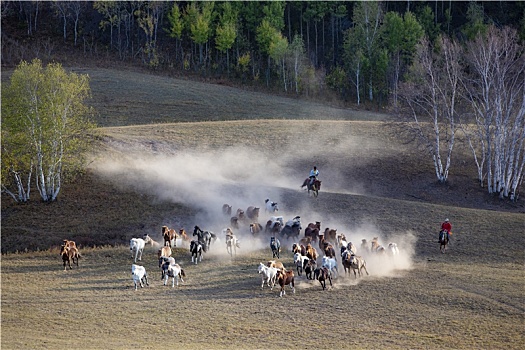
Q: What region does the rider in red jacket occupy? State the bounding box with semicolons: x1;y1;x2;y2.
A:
441;218;452;242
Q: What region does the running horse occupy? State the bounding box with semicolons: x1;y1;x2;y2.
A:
301;178;322;197
439;230;450;253
193;226;216;253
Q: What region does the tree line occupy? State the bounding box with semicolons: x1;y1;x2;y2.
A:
1;1;524;202
2;1;524;101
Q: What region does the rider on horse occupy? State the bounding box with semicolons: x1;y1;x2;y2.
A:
309;166;319;187
440;218;452;243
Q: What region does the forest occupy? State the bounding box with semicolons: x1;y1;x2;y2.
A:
2;1;524;103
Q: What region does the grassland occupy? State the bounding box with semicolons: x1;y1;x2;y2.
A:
1;67;524;349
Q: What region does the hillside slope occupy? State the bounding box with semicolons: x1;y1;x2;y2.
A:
1;68;523;254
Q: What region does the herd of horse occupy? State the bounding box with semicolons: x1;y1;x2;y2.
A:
58;192;449;295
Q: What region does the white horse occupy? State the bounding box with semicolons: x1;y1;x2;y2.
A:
226;234;240;257
130;235;153;262
131;264;149;290
388;243;400;256
163;263;185;288
257;262;278;290
285;215;301;228
269;216;284;228
349;254;369;278
265;199;279;213
321;256;338;278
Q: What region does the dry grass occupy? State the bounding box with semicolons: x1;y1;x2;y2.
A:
1;67;524;349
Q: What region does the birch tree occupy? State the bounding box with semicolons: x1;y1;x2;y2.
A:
269;32;289;91
1;59;96;202
351;1;383;102
289;34;306;94
462;26;525;200
215;2;238;75
188;2;214;68
343;28;364;105
399;36;463;183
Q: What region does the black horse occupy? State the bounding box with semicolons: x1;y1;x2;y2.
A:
280;221;301;240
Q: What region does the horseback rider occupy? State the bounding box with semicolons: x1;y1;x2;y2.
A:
440;218;452;243
309;166;319;186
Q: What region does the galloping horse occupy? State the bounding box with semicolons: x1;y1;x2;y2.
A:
193;226;216;252
226;234;240;257
439;230;450;253
301;178;322;197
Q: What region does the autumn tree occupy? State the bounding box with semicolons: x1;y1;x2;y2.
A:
399;35;463;183
167;2;184;66
215;2;238;75
351;1;383;102
256;18;281;86
186;1;214;68
382;11;424;107
462;26;525;200
289;34;307;94
269;32;289;91
343;27;364;105
1;59;96;202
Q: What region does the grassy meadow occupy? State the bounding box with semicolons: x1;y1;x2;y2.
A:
1;67;524;349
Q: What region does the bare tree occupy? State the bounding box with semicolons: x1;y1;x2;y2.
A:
69;1;84;46
52;1;68;42
399;36;463;183
462;26;525;200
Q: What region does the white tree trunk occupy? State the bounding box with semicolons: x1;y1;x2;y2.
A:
463;26;525;200
400;36;460;184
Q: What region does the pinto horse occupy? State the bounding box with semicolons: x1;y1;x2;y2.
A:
193;226;216;252
301;178;322;197
439;230;450;253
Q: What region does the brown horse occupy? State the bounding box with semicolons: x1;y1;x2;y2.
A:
304;221;321;242
162;226;178;248
276;269;295;297
323;228;337;244
60;244;80;270
301;178;322;197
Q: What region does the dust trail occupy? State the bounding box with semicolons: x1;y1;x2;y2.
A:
94;146;295;219
93;145;416;278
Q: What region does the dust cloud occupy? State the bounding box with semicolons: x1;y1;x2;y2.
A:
93;144;416;279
